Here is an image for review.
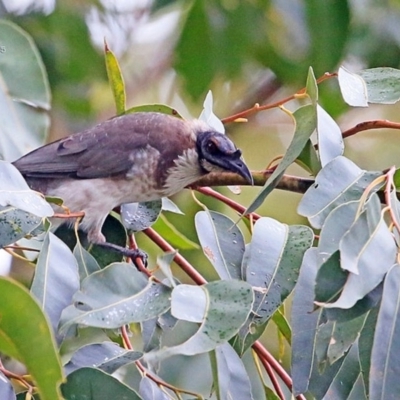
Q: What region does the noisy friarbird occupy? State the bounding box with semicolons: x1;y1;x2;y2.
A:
13;112;253;261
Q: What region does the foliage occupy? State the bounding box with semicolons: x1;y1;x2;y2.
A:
2;4;400;400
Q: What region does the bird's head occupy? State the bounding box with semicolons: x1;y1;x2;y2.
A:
196;130;253;185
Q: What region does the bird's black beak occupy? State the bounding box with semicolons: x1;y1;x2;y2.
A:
225;149;254;185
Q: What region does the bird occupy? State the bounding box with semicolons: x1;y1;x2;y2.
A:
13;112;253;261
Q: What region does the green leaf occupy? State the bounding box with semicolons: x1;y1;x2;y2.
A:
145;280;253;362
175;0;215;99
125;103;183;118
65;342;142;375
326;314;368;365
104;42;126;115
235;218;313;354
246;104;317;214
316;342;364;400
306;66;318;103
121;200;162;232
0;277;63;400
291;248;320;396
73;242;101;281
314;251;348;304
61;367;141;400
199;90;224;133
296;139;321;175
358;305;379;397
360;67;400;104
59;263;171;331
0;20;50;161
0;372;15;399
0;161;54;218
195;210;245;280
272;308;292;345
152;214;199;250
214;343;254;400
321;195;396;309
370;264;400;399
298;156;382;229
318;200;359;258
305;0;350;76
338;66;368;107
317;105;343;167
0;206;42;247
31;232;80;340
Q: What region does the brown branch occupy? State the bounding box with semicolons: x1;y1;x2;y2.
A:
342;119;400;139
192;171;314;194
253;341;306;400
143;228;207;285
257;352;286;400
143;227;300;398
195;186;261;220
222;72;337;124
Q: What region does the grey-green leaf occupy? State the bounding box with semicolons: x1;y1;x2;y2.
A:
298;156;382;229
360;67;400;104
59;263;171;331
246;104;317;214
195;210;245;280
0;20;50;161
31;232;79;342
144;280;253;363
121;200;162;232
370;264;400;400
61;367;142;400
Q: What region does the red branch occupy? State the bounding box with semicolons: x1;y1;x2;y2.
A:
222;72;336;124
342;119;400;139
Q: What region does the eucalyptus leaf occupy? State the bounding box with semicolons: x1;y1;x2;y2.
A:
0;277;63;400
317;105;344;167
61;367;141;400
31;232;80;342
246;104;317;214
214;343;254;400
144;280;253;363
121;200;162;232
65;342;142;375
370;264;400;400
0;20;50;161
195;210;245;280
0;161;54;217
360;67;400;104
298;156;382;229
338;66;368;107
59;263;171;331
291;248;321;396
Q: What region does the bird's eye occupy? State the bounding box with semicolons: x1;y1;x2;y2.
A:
206;141;219;154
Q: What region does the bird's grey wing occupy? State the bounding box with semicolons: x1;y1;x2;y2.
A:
13;115;151;179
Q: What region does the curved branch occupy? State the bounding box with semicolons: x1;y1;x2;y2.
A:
342;119;400;139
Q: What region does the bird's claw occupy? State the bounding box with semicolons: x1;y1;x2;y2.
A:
96;241;148;269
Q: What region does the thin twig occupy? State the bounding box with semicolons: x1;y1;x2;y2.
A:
222;72;336;124
253;341;306;400
257;353;285;400
143;228;206;285
342;119;400;139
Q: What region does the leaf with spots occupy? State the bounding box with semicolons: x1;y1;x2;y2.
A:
121;200;162;232
59;263;171;331
233;217;314;355
195;210;246;280
144;280;253;363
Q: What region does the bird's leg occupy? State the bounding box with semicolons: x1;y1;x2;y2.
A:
96;241;148;268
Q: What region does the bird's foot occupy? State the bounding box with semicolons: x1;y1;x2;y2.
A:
96;242;148;268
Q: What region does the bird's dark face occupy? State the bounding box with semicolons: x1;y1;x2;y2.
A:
196;131;253;184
